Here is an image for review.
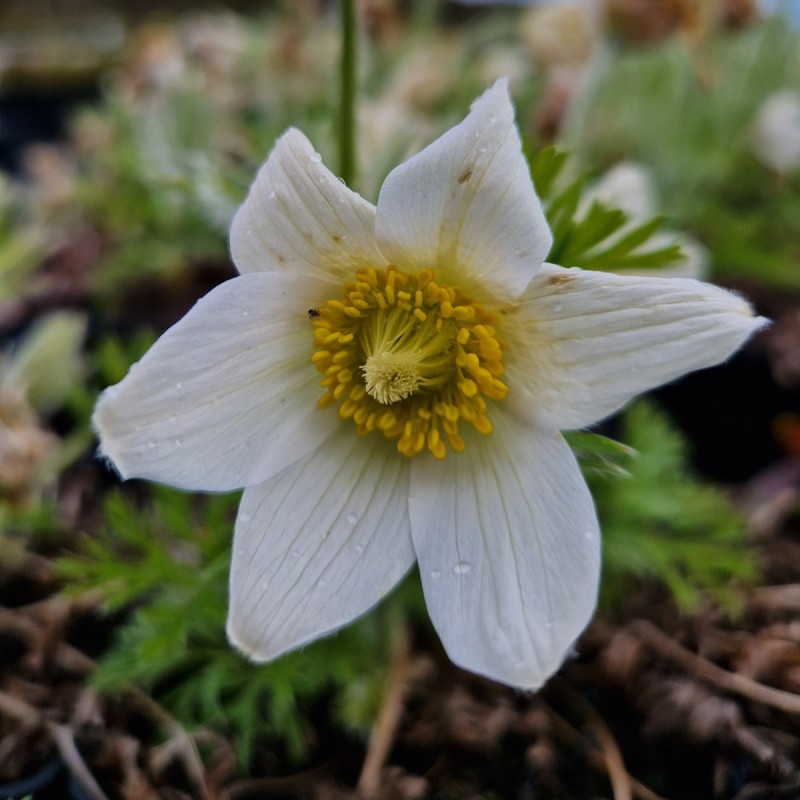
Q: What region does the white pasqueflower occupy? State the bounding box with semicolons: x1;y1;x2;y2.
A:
93;81;765;690
751;89;800;174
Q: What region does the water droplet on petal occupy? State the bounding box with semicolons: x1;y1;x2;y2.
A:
174;438;183;447
453;561;471;575
146;437;157;449
259;580;269;590
430;569;441;579
175;382;183;390
239;512;252;523
346;513;359;525
268;191;276;199
242;310;249;317
354;544;364;555
291;548;300;558
309;152;322;163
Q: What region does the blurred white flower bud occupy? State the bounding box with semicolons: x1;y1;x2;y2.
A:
752;89;800;173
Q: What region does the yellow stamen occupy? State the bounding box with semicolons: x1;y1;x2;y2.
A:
310;267;507;458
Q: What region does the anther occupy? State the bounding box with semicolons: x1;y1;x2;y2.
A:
310;266;507;458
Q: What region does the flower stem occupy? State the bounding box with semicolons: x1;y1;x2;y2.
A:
339;0;357;187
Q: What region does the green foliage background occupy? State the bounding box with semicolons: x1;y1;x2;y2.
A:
2;2;789;771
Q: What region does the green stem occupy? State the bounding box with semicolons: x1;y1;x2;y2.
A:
339;0;357;187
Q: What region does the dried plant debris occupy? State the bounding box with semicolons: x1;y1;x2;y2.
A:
0;566;228;799
2;476;800;800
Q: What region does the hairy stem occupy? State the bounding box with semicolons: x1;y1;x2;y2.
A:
339;0;358;186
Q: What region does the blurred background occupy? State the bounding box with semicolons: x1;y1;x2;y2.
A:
1;1;800;799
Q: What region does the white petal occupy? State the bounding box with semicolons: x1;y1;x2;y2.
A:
93;272;337;492
227;429;414;661
230;128;388;283
504;264;768;431
374;80;552;303
409;410;600;689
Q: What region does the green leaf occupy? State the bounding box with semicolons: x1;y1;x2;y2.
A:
524;143;686;273
566;431;636;479
57;485;396;768
593;401;756;615
527;144;569;198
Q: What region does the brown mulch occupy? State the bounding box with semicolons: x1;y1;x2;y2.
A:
1;455;800;800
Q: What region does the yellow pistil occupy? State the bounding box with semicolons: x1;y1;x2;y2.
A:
311;267;508;459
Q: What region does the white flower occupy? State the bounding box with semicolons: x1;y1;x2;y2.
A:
519;2;599;69
93;81;765;690
752;89;800;174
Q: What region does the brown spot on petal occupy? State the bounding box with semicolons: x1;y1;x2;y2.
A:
458;168;473;184
547;273;575;286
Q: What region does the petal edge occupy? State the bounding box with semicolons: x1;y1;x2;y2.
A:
227;428;414;661
410;410;600;689
230;128;387;282
505;265;768;431
93;272;338;491
375;80;552;303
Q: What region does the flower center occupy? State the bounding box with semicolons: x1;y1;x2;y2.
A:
310;267;508;459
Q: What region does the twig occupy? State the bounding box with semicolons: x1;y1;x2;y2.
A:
0;605;38;640
0;689;109;800
630;620;800;714
357;628;414;799
47;722;111;800
0;601;210;799
584;717;632;800
549;679;632;800
749;584;800;612
0;599;100;677
225;757;353;800
125;687;211;800
0;688;40;723
541;704;665;800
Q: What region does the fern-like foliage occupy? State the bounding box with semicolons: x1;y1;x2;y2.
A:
563;17;800;288
57;487;388;766
528;145;686;272
593;402;756;614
